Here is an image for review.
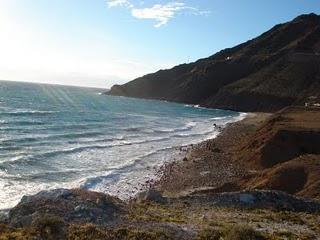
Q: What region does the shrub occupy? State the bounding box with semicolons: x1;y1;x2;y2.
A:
197;228;222;240
107;227;174;240
68;224;108;240
32;215;66;240
224;225;266;240
0;223;8;234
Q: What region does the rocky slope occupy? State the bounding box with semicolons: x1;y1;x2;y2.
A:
108;13;320;112
156;106;320;202
236;106;320;169
2;188;320;239
233;107;320;200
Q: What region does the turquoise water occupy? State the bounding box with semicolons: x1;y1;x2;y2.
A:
0;80;244;209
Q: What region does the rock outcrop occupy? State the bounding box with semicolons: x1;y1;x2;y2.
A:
188;190;320;212
135;189;168;204
198;107;320;200
243;155;320;200
108;13;320;112
236;107;320;169
8;189;125;227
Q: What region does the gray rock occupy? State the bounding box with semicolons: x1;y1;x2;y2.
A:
20;189;72;204
19;215;33;227
0;210;9;223
8;188;125;227
136;189;168;204
188;190;320;212
239;193;256;204
74;205;83;212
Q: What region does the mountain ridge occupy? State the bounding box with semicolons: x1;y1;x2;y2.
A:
108;13;320;112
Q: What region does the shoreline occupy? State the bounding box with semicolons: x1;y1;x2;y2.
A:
0;110;250;212
77;110;251;201
0;111;261;218
135;111;251;195
152;112;271;197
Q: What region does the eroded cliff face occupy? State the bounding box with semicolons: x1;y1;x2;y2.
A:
233;107;320;200
108;13;320;112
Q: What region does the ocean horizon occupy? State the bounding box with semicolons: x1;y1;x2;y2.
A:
0;80;245;210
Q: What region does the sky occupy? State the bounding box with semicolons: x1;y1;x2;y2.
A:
0;0;319;88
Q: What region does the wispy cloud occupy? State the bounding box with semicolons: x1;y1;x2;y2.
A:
106;0;133;8
106;1;209;27
132;2;186;27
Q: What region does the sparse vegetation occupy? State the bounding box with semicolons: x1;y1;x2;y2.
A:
33;215;66;240
127;202;188;224
106;227;174;240
1;203;319;240
223;225;266;240
67;224;108;240
197;228;222;240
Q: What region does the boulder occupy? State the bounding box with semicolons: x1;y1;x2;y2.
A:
8;188;125;228
188;190;320;212
135;189;168;204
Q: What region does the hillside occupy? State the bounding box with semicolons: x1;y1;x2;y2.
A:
235;107;320;199
155;106;320;201
108;13;320;112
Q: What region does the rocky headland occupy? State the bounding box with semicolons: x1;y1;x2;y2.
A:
108;13;320;112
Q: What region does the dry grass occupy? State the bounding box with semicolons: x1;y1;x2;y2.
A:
1;196;319;239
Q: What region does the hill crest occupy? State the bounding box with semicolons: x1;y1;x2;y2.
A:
109;13;320;112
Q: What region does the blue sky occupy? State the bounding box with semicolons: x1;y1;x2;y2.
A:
0;0;319;88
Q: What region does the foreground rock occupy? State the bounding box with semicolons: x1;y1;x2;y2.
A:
8;188;125;227
187;190;320;212
135;189;168;204
3;188;320;239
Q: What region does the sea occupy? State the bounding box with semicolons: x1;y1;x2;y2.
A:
0;80;245;210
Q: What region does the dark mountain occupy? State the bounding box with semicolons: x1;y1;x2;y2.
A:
108;13;320;112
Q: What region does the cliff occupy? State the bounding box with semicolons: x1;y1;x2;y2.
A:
108;13;320;112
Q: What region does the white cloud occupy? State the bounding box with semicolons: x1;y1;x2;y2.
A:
0;1;181;88
107;1;209;27
106;0;133;8
132;2;184;27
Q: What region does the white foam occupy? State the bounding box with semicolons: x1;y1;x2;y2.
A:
0;99;248;209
